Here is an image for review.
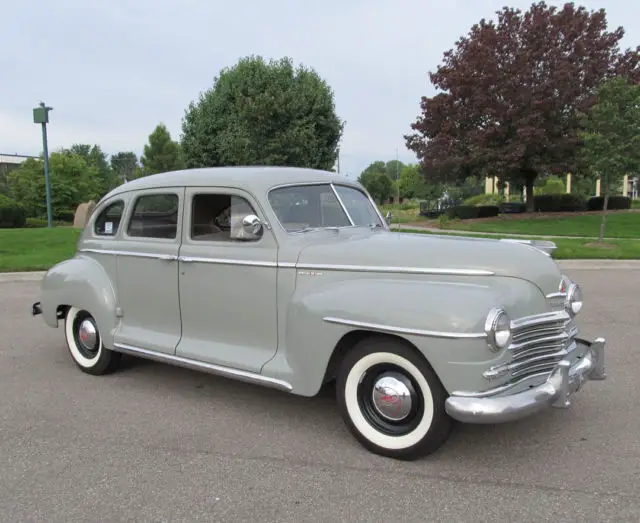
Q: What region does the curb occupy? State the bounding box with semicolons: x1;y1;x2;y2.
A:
1;260;639;283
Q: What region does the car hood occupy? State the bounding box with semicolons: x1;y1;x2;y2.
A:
295;229;563;295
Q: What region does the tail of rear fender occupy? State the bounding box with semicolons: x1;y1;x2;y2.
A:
38;257;118;344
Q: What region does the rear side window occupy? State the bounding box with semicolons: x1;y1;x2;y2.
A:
94;200;125;236
127;193;179;239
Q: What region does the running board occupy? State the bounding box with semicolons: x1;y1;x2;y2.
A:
112;343;293;393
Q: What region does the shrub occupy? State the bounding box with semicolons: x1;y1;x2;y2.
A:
586;196;632;211
464;193;504;206
446;205;500;220
0;194;27;228
53;209;76;222
533;194;587;212
534;176;565;195
25;217;48;228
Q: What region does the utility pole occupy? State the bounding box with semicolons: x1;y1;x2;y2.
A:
33;102;54;228
395;148;400;203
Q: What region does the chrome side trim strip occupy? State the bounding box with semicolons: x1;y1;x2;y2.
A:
323;316;487;339
80;248;493;276
112;343;293;392
299;263;494;276
178;256;277;267
80;248;177;261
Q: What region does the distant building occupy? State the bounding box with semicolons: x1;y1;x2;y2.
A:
0;153;38;191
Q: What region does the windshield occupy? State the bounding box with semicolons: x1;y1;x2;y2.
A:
268;183;384;232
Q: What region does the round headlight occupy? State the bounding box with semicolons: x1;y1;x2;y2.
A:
485;308;512;352
565;283;583;316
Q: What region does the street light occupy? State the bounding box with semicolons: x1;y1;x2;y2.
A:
33;101;53;228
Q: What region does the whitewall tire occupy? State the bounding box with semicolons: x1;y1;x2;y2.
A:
336;336;452;460
64;307;120;375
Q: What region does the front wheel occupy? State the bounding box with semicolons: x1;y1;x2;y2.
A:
64;307;121;375
336;337;453;460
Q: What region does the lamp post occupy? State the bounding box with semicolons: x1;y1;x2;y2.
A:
33;102;53;228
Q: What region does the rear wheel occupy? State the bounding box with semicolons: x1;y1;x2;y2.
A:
336;336;452;460
64;307;121;375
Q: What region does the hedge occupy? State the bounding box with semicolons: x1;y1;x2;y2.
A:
499;202;526;214
446;205;500;220
0;194;27;228
533;194;587;212
586;196;631;211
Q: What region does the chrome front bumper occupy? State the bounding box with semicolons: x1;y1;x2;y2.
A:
444;337;606;424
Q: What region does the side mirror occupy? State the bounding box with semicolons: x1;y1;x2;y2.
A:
385;211;393;224
242;214;263;236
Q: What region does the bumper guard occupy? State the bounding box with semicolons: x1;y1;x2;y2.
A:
444;337;606;424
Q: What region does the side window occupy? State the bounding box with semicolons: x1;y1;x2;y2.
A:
191;193;262;242
127;193;179;239
94;200;125;236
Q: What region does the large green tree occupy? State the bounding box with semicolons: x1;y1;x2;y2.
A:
405;2;640;211
110;151;141;183
180;55;344;170
7;151;101;219
140;124;184;176
65;144;116;194
578;76;640;241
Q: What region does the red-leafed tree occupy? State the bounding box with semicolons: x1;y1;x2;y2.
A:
405;2;640;211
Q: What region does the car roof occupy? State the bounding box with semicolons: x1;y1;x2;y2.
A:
104;166;360;199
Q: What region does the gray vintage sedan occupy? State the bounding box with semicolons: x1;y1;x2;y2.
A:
32;166;606;460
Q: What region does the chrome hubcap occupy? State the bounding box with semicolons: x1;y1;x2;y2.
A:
371;375;413;421
78;319;98;352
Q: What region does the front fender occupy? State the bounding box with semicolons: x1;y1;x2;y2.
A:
264;274;548;396
39;255;118;347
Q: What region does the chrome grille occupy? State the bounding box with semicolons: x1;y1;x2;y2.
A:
507;310;577;381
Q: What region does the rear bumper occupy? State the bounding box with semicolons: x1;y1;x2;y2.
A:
444;337;606;424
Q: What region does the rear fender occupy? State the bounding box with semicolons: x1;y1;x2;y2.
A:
39;255;118;347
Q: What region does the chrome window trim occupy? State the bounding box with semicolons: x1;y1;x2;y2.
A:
79;249;493;275
329;183;355;226
323;316;487;340
112;343;293;392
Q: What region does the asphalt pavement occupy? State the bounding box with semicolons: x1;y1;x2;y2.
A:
1;268;639;522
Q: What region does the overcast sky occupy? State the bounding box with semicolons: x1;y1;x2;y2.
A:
1;0;638;177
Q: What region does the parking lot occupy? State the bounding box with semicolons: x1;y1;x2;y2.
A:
1;266;639;522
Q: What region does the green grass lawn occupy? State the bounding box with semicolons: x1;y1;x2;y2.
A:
403;228;640;259
1;220;639;273
440;211;640;238
0;227;81;272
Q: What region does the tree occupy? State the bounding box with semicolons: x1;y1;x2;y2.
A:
578;76;640;241
110;151;140;184
66;144;116;194
180;55;344;170
7;151;101;219
405;2;640;212
140;124;184;176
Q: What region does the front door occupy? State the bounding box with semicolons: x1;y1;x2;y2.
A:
175;187;279;372
112;188;184;355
